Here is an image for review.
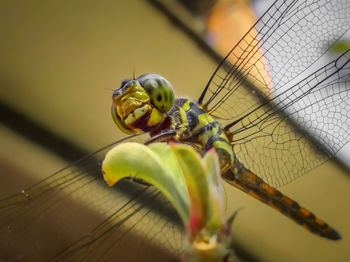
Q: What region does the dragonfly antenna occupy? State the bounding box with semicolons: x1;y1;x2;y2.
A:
133;64;136;79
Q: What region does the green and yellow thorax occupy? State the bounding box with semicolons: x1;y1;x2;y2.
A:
170;98;234;172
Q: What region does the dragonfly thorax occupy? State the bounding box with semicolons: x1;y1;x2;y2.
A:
166;98;235;173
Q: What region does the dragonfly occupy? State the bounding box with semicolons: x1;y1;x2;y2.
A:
1;0;350;261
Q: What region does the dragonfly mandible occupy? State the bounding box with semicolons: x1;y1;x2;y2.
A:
1;0;350;261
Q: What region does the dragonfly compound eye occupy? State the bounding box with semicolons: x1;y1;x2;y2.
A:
137;73;175;113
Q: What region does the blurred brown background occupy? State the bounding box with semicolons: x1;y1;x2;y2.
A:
0;0;350;261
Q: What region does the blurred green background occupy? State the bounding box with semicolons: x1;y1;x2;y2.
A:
0;0;350;261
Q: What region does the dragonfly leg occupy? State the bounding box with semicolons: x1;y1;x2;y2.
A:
145;129;177;145
221;166;341;240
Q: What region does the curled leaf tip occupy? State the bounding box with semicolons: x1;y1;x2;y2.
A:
104;176;118;187
102;163;120;187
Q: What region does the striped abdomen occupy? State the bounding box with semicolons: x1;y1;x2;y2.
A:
222;168;341;240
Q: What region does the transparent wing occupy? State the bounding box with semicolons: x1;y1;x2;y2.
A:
0;134;183;261
199;0;350;117
232;51;350;187
198;0;350;186
52;186;183;262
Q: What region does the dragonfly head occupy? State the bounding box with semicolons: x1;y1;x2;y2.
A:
112;74;175;134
